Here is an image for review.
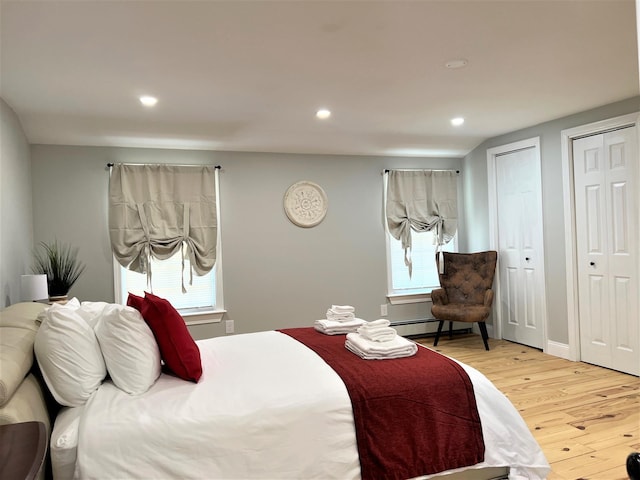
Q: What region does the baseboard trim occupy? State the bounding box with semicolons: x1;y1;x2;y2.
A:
480;324;572;360
546;340;571;360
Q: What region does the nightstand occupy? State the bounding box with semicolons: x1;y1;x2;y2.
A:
0;421;47;480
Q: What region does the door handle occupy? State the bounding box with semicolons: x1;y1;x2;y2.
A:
525;257;531;261
590;261;596;266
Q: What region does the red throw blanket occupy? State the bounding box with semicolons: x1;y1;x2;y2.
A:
279;328;484;480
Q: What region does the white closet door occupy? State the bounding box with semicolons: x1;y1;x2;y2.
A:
573;126;639;376
494;144;546;349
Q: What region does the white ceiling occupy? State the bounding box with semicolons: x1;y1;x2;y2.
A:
1;0;638;158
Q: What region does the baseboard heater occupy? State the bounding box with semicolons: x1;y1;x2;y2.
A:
390;318;472;339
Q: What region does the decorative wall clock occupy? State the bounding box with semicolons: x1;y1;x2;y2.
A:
283;181;328;227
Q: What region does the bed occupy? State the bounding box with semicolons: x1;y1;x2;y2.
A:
26;299;550;479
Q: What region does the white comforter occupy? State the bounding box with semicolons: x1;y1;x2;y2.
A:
73;331;549;480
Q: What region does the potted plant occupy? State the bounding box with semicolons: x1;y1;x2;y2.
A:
32;240;86;301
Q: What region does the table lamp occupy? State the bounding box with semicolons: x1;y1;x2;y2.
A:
21;274;48;302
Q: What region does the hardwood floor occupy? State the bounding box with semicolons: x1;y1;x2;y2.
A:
415;333;640;480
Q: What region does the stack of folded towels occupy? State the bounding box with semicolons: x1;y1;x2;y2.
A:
345;319;418;360
326;305;356;322
314;305;365;335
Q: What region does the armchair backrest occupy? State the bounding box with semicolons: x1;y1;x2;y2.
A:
437;251;497;305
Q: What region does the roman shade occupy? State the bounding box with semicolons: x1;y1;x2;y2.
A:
109;164;217;291
385;170;458;276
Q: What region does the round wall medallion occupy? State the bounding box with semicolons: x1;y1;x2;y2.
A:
283;181;328;227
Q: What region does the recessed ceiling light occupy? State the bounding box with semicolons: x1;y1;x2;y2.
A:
445;59;468;69
139;95;158;107
316;108;331;119
451;117;465;126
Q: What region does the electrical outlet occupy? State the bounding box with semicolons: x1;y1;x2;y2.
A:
380;304;388;317
225;320;234;334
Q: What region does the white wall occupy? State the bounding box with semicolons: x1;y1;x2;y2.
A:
462;96;640;345
0;99;35;308
30;145;461;337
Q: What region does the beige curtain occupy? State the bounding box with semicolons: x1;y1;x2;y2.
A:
385;170;458;276
109;164;217;290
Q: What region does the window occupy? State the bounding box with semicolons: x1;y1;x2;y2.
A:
114;243;224;325
385;229;457;303
120;254;216;311
111;164;224;325
383;169;459;304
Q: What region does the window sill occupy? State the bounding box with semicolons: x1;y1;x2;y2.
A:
387;293;432;305
181;309;226;325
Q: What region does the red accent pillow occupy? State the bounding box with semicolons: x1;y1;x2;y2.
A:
127;293;145;311
138;293;202;383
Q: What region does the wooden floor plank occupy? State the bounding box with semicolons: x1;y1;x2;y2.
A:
416;334;640;479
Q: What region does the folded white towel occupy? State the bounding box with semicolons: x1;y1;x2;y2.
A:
314;318;366;335
357;325;397;342
345;333;417;360
326;309;356;322
357;319;396;342
360;319;390;328
330;305;355;314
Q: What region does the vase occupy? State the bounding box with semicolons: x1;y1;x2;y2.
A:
48;295;69;304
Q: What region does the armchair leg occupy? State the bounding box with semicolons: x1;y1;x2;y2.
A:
448;321;453;340
433;321;445;347
478;322;490;351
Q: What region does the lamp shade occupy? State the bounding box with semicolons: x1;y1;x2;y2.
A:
21;274;48;301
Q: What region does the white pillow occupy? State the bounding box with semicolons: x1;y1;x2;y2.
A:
34;303;106;407
77;301;110;329
50;405;84;480
61;297;81;309
95;304;161;395
35;297;80;326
